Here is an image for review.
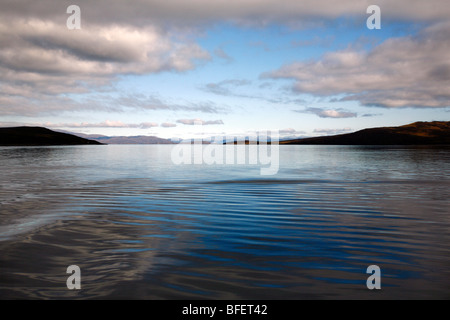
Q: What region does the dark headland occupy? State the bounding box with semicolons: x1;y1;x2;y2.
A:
280;121;450;145
0;127;104;146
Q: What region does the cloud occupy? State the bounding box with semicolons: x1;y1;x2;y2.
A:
313;128;353;135
203;79;306;105
0;120;161;130
279;128;307;138
2;0;449;118
361;113;382;117
214;47;233;63
161;122;177;128
0;19;210;77
1;1;449;27
0;90;225;116
204;79;252;96
295;107;357;118
176;119;224;125
112;94;223;114
139;122;159;129
279;128;296;134
279;128;307;134
48;121;159;129
0;14;210;115
266;22;450;109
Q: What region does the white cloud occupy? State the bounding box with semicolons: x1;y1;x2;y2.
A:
313;128;353;135
2;1;449;26
266;22;450;109
1;0;449;119
176;119;224;125
279;128;296;134
47;121;159;129
0;89;224;117
0;19;210;78
295;107;357;118
0;17;210;114
161;122;177;128
279;128;307;137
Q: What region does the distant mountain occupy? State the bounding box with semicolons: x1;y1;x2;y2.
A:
65;133;171;145
281;121;450;145
63;132;109;140
0;127;103;146
57;130;174;144
92;135;174;144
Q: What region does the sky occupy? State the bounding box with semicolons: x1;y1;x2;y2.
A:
0;0;449;140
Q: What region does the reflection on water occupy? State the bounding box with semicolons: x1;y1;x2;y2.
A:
0;145;449;299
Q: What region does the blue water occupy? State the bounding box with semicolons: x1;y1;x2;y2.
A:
0;145;449;299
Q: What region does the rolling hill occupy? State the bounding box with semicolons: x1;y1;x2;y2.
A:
280;121;450;145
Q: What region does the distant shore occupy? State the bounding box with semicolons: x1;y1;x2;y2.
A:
1;121;449;146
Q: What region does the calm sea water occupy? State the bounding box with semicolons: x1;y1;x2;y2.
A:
0;145;449;299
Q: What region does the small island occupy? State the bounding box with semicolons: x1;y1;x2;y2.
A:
0;127;104;146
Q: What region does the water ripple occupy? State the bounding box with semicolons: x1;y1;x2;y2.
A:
0;145;449;299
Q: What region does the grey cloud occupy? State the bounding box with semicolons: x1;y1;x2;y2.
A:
214;47;233;63
2;0;449;117
1;1;449;27
204;79;252;96
267;96;306;105
203;79;305;105
0;20;210;76
113;94;223;113
267;22;450;109
361;113;382;117
188;101;226;114
427;65;450;81
0;17;210;114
